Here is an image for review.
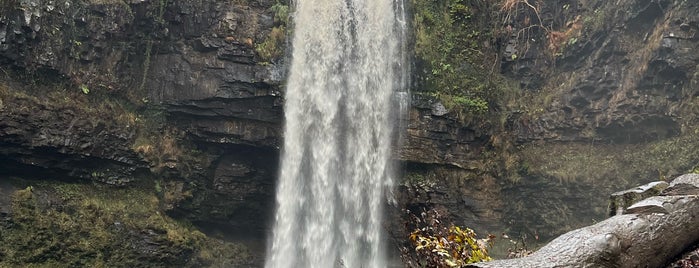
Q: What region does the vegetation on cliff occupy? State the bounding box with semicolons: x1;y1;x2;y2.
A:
0;0;284;263
256;0;290;63
411;0;504;115
0;180;252;267
401;208;493;267
402;0;699;261
0;60;254;267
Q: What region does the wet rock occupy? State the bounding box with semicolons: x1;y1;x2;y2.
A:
0;90;146;185
390;164;505;243
0;0;285;148
165;145;278;240
399;95;488;169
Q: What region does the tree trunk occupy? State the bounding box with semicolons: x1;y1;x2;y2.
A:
467;174;699;268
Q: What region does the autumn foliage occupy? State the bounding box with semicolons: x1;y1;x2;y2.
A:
401;208;493;267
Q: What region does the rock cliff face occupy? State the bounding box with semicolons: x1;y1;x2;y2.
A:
508;0;699;144
1;0;699;266
0;0;283;265
395;0;699;250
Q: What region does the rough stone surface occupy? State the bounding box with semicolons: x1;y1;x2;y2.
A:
0;0;284;263
171;145;278;235
389;164;505;242
508;0;699;144
0;89;146;185
396;0;699;250
0;0;284;146
399;95;489;169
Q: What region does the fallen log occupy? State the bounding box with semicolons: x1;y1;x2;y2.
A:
467;174;699;268
608;181;669;216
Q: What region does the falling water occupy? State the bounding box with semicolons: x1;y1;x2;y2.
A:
265;0;407;267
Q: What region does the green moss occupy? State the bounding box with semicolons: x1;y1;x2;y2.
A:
581;4;615;35
0;69;207;182
519;132;699;186
403;171;437;189
138;39;153;94
271;1;289;25
0;181;251;267
0;68;142;124
256;1;289;63
412;0;508;115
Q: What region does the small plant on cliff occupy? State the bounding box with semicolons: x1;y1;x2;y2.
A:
691;164;699;174
256;1;289;63
401;208;493;267
80;84;90;94
133;126;203;177
256;26;286;62
271;1;290;25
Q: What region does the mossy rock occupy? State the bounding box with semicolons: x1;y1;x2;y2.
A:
0;181;253;267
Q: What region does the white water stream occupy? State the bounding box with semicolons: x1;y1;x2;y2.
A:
265;0;407;267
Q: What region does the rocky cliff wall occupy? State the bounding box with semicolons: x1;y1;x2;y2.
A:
395;0;699;251
0;0;285;265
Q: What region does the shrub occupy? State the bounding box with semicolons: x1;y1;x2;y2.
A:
401;208;493;267
256;1;289;62
256;26;286;62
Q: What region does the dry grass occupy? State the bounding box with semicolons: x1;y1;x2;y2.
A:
133;126;208;177
133;129;181;171
500;0;520;12
547;15;582;55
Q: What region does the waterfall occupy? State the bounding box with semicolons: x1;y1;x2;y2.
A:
265;0;408;267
